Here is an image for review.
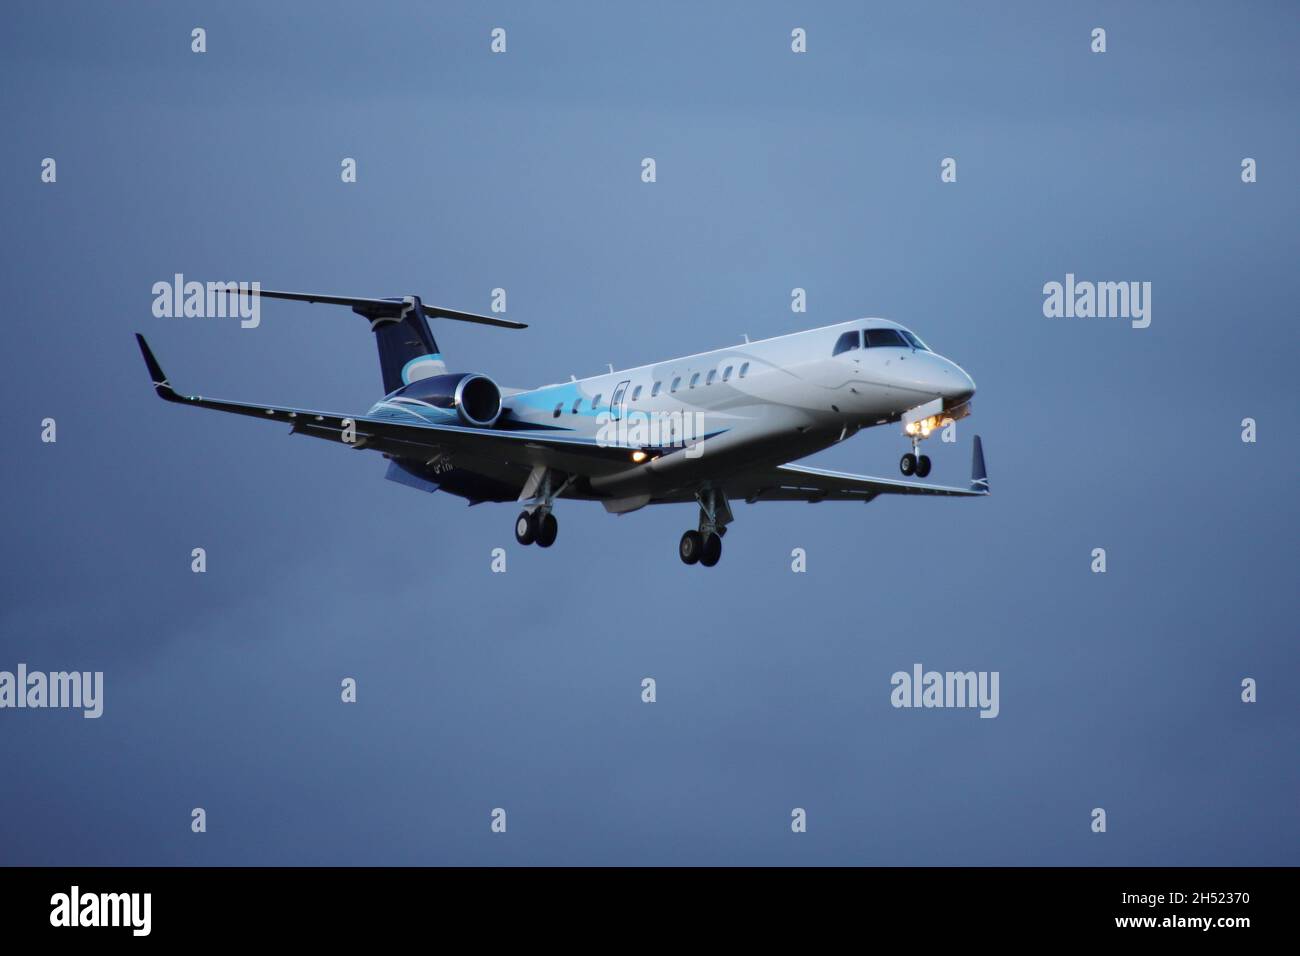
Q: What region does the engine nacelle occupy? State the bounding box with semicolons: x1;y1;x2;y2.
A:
395;372;503;428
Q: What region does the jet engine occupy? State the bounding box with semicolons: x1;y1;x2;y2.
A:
396;373;503;428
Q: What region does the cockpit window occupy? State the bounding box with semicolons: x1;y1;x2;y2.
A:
832;330;861;356
864;328;910;349
900;329;930;351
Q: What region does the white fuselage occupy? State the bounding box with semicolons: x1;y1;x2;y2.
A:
369;317;975;498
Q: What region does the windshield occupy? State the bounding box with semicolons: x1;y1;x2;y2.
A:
832;330;860;355
863;328;908;348
863;327;929;350
900;329;930;351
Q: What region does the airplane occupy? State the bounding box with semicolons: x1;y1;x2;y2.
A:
135;289;988;567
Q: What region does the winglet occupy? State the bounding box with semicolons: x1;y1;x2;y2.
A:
135;334;180;401
970;435;989;493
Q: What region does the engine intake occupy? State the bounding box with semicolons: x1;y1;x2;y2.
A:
453;374;503;427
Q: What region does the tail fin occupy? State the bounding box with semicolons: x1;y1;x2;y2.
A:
366;295;445;394
235;289;527;395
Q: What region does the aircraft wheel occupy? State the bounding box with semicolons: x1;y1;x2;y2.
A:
915;455;932;478
900;453;917;476
535;512;558;548
514;511;536;546
699;532;723;567
679;530;702;565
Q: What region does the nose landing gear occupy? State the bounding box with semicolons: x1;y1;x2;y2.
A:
900;449;931;478
901;415;943;478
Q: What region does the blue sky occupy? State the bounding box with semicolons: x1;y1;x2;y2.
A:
1;1;1296;864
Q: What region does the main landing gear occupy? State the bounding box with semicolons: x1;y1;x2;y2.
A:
515;509;558;548
514;466;570;549
679;528;723;567
679;487;732;568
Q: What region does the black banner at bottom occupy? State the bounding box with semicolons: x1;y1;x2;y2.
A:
0;866;1283;940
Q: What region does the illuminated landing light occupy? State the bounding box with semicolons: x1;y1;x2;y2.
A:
910;415;940;438
631;450;648;463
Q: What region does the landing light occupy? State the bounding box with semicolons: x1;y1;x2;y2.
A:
908;415;940;438
631;450;648;463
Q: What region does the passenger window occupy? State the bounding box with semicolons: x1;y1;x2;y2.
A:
722;365;733;382
651;381;661;397
864;328;908;349
706;370;716;385
592;393;602;408
833;330;861;356
689;373;700;388
632;385;642;401
571;399;582;414
671;376;681;392
553;403;563;418
739;362;749;378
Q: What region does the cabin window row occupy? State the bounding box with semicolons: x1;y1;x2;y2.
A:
552;362;753;416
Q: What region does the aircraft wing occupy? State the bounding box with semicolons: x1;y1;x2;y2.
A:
717;437;989;503
135;335;644;476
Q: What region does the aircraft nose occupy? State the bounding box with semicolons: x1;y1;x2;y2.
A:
920;356;975;406
893;352;975;406
943;365;976;405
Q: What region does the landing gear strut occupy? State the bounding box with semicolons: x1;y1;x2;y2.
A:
679;487;731;568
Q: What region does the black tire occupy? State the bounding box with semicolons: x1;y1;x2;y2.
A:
700;532;722;567
900;453;917;476
679;530;702;565
514;510;536;546
915;455;932;478
535;512;558;548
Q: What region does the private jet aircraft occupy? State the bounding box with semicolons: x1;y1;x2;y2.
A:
136;289;988;567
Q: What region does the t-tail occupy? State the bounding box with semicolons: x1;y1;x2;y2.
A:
238;289;526;395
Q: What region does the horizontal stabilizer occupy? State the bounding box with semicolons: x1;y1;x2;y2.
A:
239;289;527;329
